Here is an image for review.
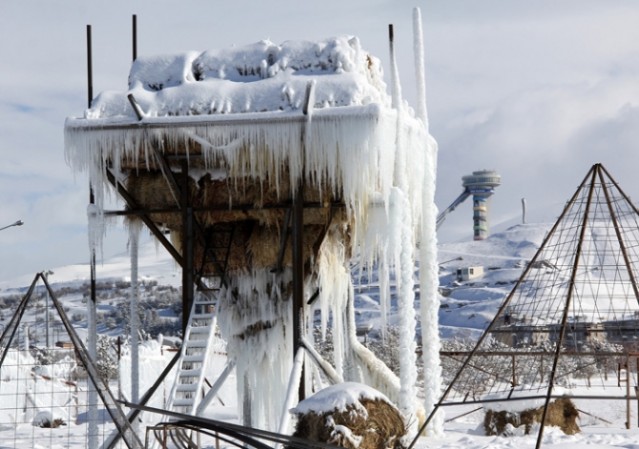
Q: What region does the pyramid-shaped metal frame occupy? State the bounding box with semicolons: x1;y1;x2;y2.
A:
0;272;143;449
411;163;639;448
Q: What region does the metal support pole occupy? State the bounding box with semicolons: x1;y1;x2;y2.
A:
535;167;597;449
86;23;99;449
291;81;314;402
626;357;631;430
132;14;137;62
292;180;304;401
182;161;194;333
43;270;53;348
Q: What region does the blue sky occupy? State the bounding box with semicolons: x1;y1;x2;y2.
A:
1;0;639;282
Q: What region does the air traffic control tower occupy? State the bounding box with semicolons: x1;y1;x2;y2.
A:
463;170;501;240
437;169;501;240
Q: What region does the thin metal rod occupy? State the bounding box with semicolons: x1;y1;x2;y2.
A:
535;166;597;449
598;164;639;304
0;274;39;369
291;81;314;402
41;274;144;449
182;160;195;333
292;179;304;399
132;14;137;61
105;351;182;449
127;94;145;120
86;25;93;108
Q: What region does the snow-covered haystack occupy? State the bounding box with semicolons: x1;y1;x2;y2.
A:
64;35;425;274
290;382;407;449
483;397;580;436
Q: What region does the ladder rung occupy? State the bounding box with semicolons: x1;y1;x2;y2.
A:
184;340;208;348
182;355;205;363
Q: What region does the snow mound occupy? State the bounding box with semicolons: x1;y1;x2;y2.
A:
291;382;389;415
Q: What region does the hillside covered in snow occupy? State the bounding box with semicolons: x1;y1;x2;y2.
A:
3;221;639;448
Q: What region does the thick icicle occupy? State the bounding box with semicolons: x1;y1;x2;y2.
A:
413;7;444;436
216;269;294;431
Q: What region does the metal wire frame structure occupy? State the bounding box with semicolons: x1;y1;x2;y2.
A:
410;163;639;449
0;273;143;449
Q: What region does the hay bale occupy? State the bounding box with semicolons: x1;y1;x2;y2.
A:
290;383;407;449
125;169;350;272
484;397;579;436
32;411;66;428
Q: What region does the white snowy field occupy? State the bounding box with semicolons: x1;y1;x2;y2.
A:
2;222;639;448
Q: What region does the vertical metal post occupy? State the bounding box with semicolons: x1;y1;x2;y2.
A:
535;167;597;449
243;374;252;427
86;25;93;108
182;161;194;333
42;270;53;349
132;14;137;61
291;82;314;402
626;357;631;429
292;185;304;401
86;23;99;449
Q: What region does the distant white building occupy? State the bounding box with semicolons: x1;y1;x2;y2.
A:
456;266;484;281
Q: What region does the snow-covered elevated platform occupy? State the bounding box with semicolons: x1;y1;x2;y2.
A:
65;36;431;274
64;28;440;439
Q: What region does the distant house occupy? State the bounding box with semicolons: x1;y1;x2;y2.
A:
456;266;484;282
492;324;550;347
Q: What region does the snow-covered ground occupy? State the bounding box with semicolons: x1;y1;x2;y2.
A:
2;222;639;448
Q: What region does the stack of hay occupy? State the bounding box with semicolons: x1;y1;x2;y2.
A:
484;397;580;436
290;382;407;449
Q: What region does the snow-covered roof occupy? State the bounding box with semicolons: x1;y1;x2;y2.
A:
84;36;389;119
